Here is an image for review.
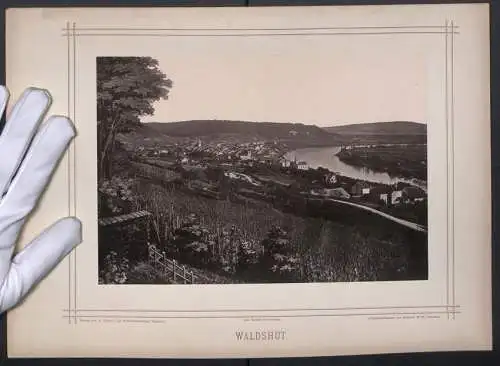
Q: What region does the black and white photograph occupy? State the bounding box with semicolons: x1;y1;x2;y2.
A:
97;51;428;285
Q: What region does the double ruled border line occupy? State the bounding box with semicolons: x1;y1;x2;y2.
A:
62;22;457;323
65;21;78;324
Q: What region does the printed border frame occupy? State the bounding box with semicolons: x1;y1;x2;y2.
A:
61;21;459;324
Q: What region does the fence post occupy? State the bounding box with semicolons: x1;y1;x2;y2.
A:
146;217;151;246
191;271;195;284
162;251;166;278
173;260;177;282
183;266;187;284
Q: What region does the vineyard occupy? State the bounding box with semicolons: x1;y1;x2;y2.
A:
98;162;426;284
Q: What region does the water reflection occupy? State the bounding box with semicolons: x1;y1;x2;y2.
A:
284;146;427;191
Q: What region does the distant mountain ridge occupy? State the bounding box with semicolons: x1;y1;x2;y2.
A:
324;121;427;145
324;121;427;135
124;120;427;148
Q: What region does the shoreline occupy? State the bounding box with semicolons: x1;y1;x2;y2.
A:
282;144;428;192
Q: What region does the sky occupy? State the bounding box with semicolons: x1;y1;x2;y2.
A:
140;35;428;127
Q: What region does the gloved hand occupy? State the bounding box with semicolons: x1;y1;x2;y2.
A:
0;86;82;313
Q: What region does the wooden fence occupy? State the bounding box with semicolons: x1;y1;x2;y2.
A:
148;244;197;284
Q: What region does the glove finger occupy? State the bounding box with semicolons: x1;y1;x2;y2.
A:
0;115;75;232
0;115;75;279
0;88;52;196
0;86;9;131
0;216;81;313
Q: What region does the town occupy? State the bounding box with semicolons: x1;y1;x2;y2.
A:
123;137;428;227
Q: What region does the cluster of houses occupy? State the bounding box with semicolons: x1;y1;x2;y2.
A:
136;139;288;167
279;157;309;171
338;143;417;152
312;173;427;207
203;141;284;164
359;183;426;206
134;138;317;174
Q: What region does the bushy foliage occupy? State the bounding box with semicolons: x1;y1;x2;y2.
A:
170;214;213;266
98;176;138;216
237;239;261;270
162;213;263;276
260;226;301;281
126;262;173;284
99;251;129;284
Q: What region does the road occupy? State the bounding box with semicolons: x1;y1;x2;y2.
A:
325;198;428;233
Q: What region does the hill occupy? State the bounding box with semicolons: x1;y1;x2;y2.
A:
145;120;342;147
324;121;426;135
324;121;427;144
116;123;181;149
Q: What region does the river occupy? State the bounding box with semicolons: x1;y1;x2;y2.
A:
284;146;427;191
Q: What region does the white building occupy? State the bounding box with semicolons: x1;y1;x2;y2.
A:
325;173;337;185
281;159;291;168
297;161;308;170
240;151;252;161
391;190;403;204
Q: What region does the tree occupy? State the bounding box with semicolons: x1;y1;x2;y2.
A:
260;226;300;282
97;57;173;181
262;226;292;257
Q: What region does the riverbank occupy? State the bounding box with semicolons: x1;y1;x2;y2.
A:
335;144;427;182
284;145;428;191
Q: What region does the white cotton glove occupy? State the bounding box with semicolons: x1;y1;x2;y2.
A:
0;86;82;313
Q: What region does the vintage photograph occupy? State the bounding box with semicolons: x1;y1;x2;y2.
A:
97;54;428;285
